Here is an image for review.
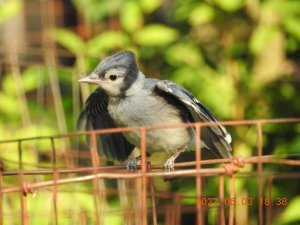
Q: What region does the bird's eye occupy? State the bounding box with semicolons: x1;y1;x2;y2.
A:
109;75;118;81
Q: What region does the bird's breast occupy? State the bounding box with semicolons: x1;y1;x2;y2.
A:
107;93;192;154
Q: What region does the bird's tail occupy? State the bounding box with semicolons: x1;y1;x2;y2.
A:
202;127;232;159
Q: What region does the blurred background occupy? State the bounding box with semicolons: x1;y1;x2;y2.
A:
0;0;300;224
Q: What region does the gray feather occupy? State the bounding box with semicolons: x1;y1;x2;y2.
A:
156;80;232;158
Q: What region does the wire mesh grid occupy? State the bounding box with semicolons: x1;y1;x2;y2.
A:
1;118;300;225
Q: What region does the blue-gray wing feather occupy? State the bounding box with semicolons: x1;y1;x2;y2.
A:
77;87;135;162
156;80;232;158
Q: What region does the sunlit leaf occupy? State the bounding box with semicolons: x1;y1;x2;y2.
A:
49;28;85;55
251;30;285;85
120;0;143;33
172;66;235;118
213;0;245;11
165;42;203;67
0;0;23;23
2;67;48;95
22;66;49;92
139;0;162;13
133;24;179;46
275;196;300;224
173;4;194;22
284;17;300;41
188;4;215;26
71;0;122;23
289;138;300;153
0;93;19;117
86;31;128;56
2;74;16;97
280;0;300;19
249;26;279;54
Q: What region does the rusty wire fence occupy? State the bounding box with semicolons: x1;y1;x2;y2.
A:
1;118;300;225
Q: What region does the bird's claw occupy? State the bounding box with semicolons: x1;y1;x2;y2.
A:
126;159;138;171
164;157;176;171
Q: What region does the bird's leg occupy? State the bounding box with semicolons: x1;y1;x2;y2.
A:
126;155;141;171
164;147;187;171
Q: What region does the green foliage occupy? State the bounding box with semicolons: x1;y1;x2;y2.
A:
139;0;162;13
0;0;23;23
249;26;279;54
120;0;143;32
274;196;300;225
165;42;203;67
1;0;300;224
49;28;85;55
133;24;179;46
188;3;215;26
213;0;245;11
86;31;128;56
71;0;122;23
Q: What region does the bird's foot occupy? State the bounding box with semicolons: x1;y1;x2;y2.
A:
164;156;176;171
164;147;187;172
126;156;141;171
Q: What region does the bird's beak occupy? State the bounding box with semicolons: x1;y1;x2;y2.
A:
78;72;102;85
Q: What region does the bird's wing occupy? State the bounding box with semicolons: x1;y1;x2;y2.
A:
77;87;135;162
156;80;232;158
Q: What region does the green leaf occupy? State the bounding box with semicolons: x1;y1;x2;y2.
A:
281;0;300;19
49;28;85;55
1;66;48;97
120;0;143;33
2;74;16;97
0;0;23;23
139;0;162;13
188;4;215;26
0;93;20;118
214;0;245;12
249;26;279;54
172;66;235;118
86;31;128;56
165;42;203;67
22;66;49;92
275;196;300;224
133;24;179;46
289;137;300;153
284;17;300;41
71;0;122;23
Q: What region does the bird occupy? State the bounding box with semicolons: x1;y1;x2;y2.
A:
78;50;232;171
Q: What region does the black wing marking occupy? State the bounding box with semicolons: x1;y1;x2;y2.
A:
78;87;135;162
156;80;232;158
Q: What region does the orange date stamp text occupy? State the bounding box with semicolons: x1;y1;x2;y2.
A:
197;197;288;207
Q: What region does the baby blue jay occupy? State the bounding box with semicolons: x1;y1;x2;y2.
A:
78;51;232;171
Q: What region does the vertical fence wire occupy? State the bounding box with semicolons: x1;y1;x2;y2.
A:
257;123;263;225
195;124;203;225
18;141;28;225
229;174;235;225
149;171;158;225
219;175;225;225
266;177;273;225
140;127;148;225
90;132;100;225
50;138;58;225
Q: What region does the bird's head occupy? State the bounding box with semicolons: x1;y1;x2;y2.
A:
79;50;139;96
